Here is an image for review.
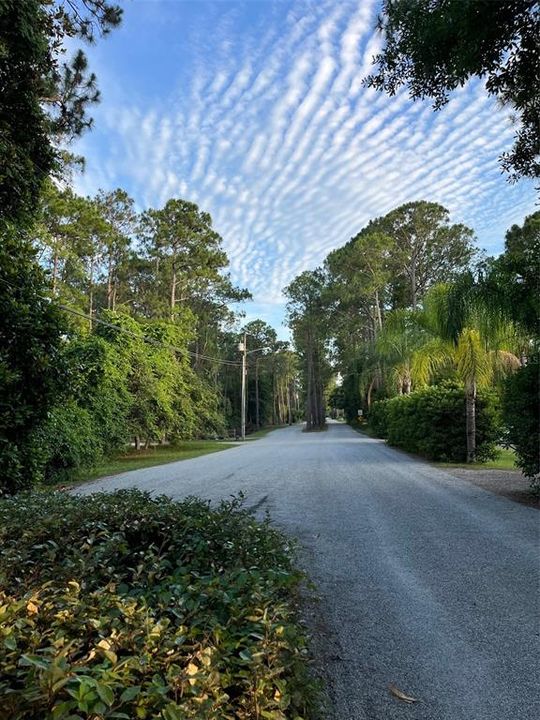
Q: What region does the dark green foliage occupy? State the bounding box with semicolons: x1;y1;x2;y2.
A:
367;401;389;439
482;211;540;336
369;384;502;462
0;0;54;223
503;355;540;485
0;228;67;494
34;401;103;484
0;0;122;223
367;0;540;180
0;489;318;719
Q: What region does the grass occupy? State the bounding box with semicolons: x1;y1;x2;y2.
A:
352;423;519;471
349;422;379;438
244;423;288;440
72;440;236;484
435;447;518;471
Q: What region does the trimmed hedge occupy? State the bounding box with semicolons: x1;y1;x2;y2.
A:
368;384;502;462
0;490;319;720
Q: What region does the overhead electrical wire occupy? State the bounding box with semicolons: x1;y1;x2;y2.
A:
0;276;245;368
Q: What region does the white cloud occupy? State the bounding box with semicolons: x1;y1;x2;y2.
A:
74;0;537;329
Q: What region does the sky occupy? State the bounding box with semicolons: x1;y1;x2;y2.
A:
73;0;537;337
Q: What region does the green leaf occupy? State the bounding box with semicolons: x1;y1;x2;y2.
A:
120;686;141;702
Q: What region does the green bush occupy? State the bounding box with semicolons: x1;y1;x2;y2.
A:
34;401;103;484
503;355;540;486
367;401;389;438
0;490;318;719
368;384;502;462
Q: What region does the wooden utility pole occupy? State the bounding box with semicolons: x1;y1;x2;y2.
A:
239;333;247;440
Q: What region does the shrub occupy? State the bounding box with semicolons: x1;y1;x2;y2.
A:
367;401;389;438
0;489;318;719
34;401;103;484
368;384;502;462
503;355;540;486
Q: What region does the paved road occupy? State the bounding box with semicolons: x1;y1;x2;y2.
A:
78;422;540;720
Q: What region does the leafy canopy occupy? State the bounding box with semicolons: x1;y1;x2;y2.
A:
366;0;540;180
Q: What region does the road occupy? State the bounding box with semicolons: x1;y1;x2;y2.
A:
78;422;540;720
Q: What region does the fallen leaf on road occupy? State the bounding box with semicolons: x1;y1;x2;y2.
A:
389;683;419;703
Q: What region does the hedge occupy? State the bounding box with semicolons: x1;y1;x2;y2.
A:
0;489;319;719
502;355;540;485
368;384;501;462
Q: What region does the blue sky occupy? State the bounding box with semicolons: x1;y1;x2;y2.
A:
73;0;537;337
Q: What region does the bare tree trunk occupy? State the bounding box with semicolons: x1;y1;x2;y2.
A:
111;276;118;310
374;289;383;334
305;342;313;430
170;265;177;319
255;358;260;429
288;381;292;425
134;435;141;451
107;253;113;309
466;382;477;463
366;377;375;408
411;258;417;311
52;245;59;296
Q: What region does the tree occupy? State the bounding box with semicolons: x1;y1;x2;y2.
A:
96;189;136;310
366;0;540;180
0;227;67;494
413;281;521;462
0;0;122;222
242;320;277;429
326;231;393;339
285;270;331;430
35;180;80;296
376;309;428;395
502;354;539;485
139;199;228;319
378;201;476;310
481;211;540;336
0;0;122;493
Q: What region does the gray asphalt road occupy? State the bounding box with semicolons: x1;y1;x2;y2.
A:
78;422;540;720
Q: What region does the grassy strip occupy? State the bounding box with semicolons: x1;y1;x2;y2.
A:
70;440;237;484
244;424;288;440
0;489;320;719
352;423;518;470
435;447;517;471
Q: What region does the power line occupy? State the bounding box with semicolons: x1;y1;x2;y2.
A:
0;275;244;368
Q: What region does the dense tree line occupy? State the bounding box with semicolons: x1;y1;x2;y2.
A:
0;180;300;493
0;1;298;494
286;201;539;484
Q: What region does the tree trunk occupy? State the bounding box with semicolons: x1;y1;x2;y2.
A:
305;343;313;430
52;245;59;296
411;257;417;310
170;260;177;319
107;253;113;309
288;381;292;425
465;382;477;463
134;435;141;451
403;371;411;395
374;289;383;334
366;377;375;408
255;358;260;429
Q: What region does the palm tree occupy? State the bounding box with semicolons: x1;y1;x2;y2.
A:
412;281;521;462
376;309;428;395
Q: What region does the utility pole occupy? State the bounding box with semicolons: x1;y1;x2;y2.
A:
239;333;247;440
